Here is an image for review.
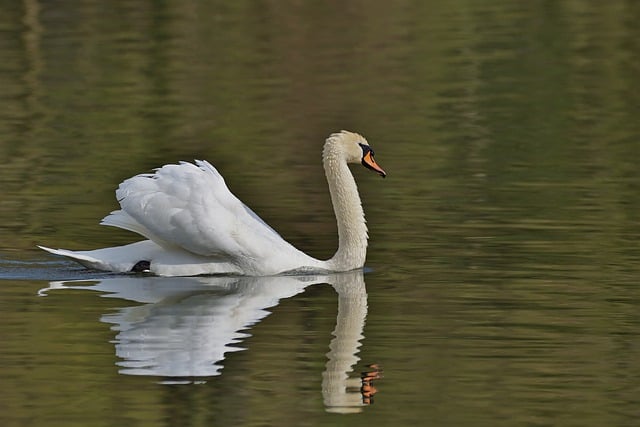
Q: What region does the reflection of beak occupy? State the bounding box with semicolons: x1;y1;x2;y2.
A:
362;152;387;178
360;364;382;405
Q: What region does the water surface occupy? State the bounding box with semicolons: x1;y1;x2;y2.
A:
1;1;640;426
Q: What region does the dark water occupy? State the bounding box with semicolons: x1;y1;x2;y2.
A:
2;1;640;426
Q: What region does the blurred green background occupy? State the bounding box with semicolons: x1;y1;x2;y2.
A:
1;1;640;426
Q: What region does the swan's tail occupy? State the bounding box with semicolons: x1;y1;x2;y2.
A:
37;241;161;273
38;241;243;276
38;245;115;271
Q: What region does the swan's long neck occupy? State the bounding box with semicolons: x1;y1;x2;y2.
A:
323;142;368;271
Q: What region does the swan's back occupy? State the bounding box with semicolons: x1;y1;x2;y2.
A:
102;160;318;275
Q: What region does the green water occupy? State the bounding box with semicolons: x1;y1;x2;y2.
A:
1;1;640;426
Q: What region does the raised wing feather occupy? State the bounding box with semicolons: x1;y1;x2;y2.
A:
104;160;293;262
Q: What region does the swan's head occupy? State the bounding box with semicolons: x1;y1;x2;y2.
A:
325;130;386;178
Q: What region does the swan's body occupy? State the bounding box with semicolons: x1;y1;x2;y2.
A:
39;131;386;276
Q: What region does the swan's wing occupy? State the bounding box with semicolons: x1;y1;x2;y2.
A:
102;160;295;261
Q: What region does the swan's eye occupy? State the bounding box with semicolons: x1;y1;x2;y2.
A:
359;143;374;157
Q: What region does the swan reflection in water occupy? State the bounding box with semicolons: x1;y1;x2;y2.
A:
40;270;381;413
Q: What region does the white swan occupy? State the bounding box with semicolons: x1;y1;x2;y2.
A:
39;131;386;276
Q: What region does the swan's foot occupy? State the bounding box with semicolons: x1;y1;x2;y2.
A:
131;260;151;273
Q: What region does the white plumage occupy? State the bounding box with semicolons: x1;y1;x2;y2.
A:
39;131;386;276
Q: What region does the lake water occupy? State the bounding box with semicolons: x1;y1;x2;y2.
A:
1;1;640;426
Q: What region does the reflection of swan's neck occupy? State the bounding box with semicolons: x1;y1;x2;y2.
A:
323;142;368;271
322;273;368;413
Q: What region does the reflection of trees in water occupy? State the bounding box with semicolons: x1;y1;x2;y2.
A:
2;1;639;255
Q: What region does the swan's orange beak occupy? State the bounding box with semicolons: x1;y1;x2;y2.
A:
362;151;387;178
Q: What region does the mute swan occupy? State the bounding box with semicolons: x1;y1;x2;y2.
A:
39;130;386;276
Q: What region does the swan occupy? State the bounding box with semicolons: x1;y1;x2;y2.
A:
39;130;386;276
